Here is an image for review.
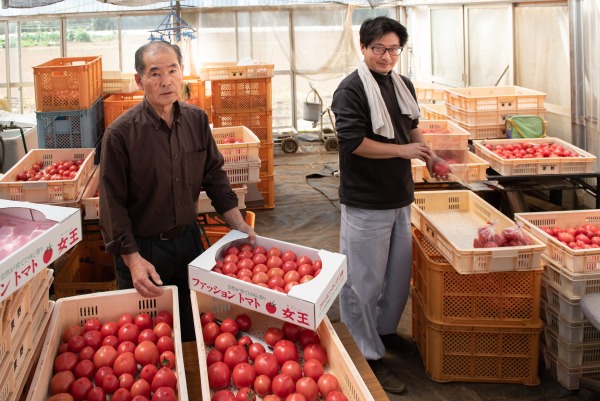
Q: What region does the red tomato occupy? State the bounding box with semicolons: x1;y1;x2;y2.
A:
118;341;137;355
157;336;175;353
101;321;119;338
252;272;269;284
70;377;93;401
220;318;239;336
94;366;114;388
253;246;267;255
78;346;95;361
267;256;283;269
83;330;103;350
295;377;319;401
264;327;284;347
286;394;307;401
67;336;85;353
214;332;238;353
223;345;249;370
281;250;297;262
151;367;177;392
263;396;282;401
154;311;174;327
252;253;268;265
132;396;150;401
151;387;176;401
273;339;299;365
73;359;94;379
86;387;106;401
325;391;348;401
302;359;324;382
284;281;299;294
253;352;279;379
298;330;320;349
208;361;231;390
225;245;240;255
237;258;255;271
211;389;236;401
237;268;254;280
299;275;314;284
272;373;296;398
253;374;272;397
102;374;120;393
267;247;282;258
202;322;221;346
206;349;224;366
83;318;102;333
268;276;285;289
134;313;153;331
159;351;176;369
200;312;216;327
282;322;302;343
235;313;252;332
224;254;239;265
138;328;158;344
296;255;312;266
62;325;83;344
93;345;118;370
284;270;300;284
303;344;328;366
267;267;285;279
318;373;340;397
50;370;76;395
112;388;133;401
118;314;135;328
281;360;303;382
130;379;151;398
253;264;268;275
297;264;314;277
119;373;135;390
135;341;160;366
54;351;78;373
281;261;298;273
139;364;159;384
57;343;69;355
232;362;257;389
248;343;266;361
222;262;239;275
102;335;120;348
238;335;253;348
313;260;323;270
153;322;172;339
118;323;141;344
113;352;137;377
235;387;257;401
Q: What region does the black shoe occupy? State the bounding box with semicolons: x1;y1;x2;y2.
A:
380;333;417;357
367;359;406;394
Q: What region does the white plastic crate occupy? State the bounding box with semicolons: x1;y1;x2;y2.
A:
543;276;584;321
445;103;546;126
543;299;600;344
190;291;375;401
423;152;489;183
412;159;426;183
411;190;546;273
473;137;597;176
420;103;447;120
102;71;137;94
223;160;261;184
543;255;600;299
0;148;95;203
213;126;260;163
449;118;506;140
541;345;600;390
444;86;546;112
198;62;274;81
196;184;247;213
414;81;448;102
420;120;470;150
81;165;99;220
26;287;187;401
558;335;600;367
515;210;600;274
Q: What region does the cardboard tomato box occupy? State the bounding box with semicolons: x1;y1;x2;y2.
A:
188;230;347;330
0;199;82;302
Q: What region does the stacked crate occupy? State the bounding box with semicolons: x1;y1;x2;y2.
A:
515;210;600;389
411;190;547;385
1;268;54;401
201;63;275;209
443;86;546;140
33;56;104;149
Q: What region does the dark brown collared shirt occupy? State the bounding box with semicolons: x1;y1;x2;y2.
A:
99;98;238;256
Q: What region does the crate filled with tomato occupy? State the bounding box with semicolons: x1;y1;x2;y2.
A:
188;230;347;330
26;287;187;401
192;290;373;401
472;137;596;176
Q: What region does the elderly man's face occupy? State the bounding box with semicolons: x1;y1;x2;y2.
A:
135;46;183;114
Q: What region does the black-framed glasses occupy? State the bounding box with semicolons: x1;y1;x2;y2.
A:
368;45;403;56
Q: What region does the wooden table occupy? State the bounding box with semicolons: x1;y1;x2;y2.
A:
182;321;390;401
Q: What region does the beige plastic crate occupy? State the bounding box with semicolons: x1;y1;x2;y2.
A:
1;283;31;356
31;272;54;336
102;71;137;94
0;148;95;203
0;355;14;401
444;86;546;112
411;190;546;273
420;103;447;120
542;345;600;390
223;160;261;184
26;287;187;401
446;103;546;126
9;320;33;392
81;166;99;220
515;210;600;274
412;159;426;183
450;118;506;140
542;256;600;299
423;152;489;183
473;137;596;176
196;184;247;214
420;120;470;150
213;126;260;163
414;81;448;102
199;62;274;81
191;291;375;401
542;299;600;344
542;277;584;321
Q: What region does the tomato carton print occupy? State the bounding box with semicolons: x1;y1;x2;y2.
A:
0;199;82;302
188;230;347;330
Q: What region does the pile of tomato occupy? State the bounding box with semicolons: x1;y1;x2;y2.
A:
201;312;348;401
483;142;579;159
48;311;178;401
15;159;85;181
212;244;323;294
540;223;600;250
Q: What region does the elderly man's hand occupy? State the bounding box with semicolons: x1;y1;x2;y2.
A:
122;252;164;298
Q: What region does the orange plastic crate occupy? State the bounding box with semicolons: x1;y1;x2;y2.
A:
212;110;273;143
211;78;272;113
33;56;103;112
182;75;207;110
253;173;275;209
259;141;274;175
198;211;255;249
412;228;542;325
103;91;144;129
444;86;546;112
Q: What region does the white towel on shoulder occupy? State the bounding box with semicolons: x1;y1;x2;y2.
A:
357;60;420;139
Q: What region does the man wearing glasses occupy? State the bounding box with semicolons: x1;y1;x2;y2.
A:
332;16;445;394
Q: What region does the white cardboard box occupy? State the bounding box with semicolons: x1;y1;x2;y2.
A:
0;200;82;302
188;230;347;330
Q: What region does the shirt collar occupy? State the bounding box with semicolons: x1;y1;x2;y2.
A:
141;97;182;129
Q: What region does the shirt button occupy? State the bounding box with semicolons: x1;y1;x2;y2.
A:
177;201;181;205
175;178;179;182
173;154;178;159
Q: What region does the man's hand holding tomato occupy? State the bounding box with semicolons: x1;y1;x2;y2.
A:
122;252;164;298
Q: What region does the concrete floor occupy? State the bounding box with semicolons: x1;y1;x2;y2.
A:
252;141;599;401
